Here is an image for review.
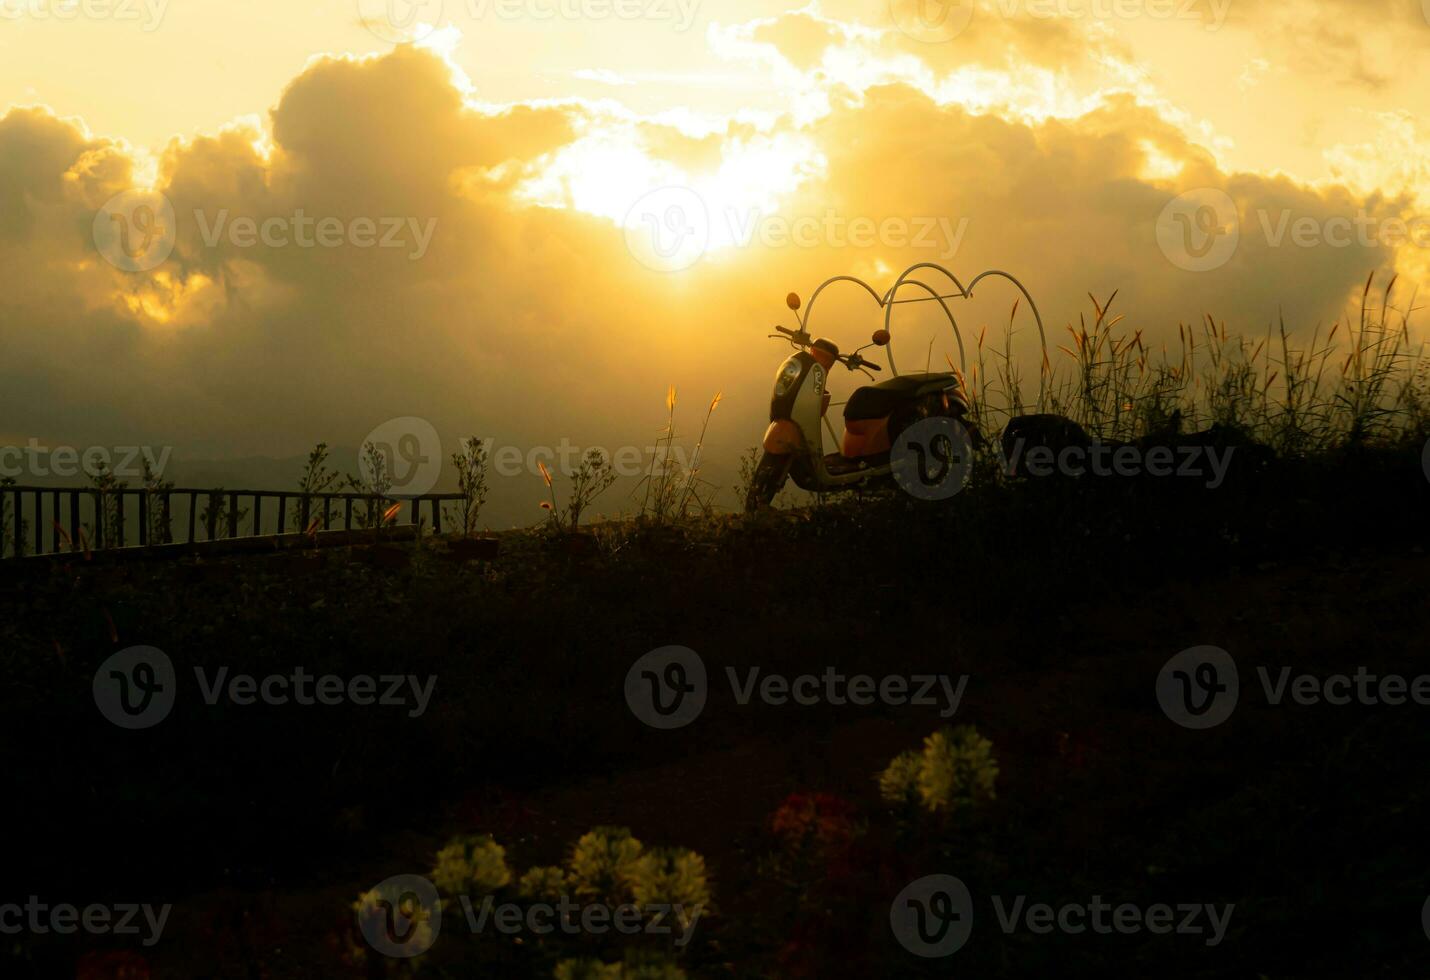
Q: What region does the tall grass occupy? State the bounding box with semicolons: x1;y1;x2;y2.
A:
966;272;1429;453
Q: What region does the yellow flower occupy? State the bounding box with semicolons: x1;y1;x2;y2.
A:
878;726;998;815
431;834;512;896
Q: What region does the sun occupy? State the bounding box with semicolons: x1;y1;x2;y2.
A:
517;123;825;261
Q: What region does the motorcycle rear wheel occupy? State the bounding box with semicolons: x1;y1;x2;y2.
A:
744;451;793;512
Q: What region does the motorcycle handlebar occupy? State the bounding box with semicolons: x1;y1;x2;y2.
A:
771;327;883;372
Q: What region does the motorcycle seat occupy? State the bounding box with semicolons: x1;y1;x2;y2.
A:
843;372;961;421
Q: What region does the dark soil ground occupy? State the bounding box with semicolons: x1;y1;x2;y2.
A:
4;448;1430;978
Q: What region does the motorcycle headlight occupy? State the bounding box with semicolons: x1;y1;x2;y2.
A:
774;360;802;396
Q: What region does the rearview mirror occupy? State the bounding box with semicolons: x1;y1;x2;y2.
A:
786;292;801;311
872;329;891;346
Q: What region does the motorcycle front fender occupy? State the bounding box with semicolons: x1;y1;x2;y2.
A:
762;419;804;455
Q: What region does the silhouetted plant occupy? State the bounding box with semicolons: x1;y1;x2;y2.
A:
448;436;490;537
539;449;616;533
878;725;999;817
200;488;248;540
141;456;175;544
0;476;23;557
348;442;392;529
87;461;127;549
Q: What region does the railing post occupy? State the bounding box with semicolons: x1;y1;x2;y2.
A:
227;492;239;539
276;495;286;534
69;492;80;552
94;490;105;553
188;492;198;543
138;491;149;547
114;490;125;549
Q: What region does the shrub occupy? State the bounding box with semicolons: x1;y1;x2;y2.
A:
879;725;999;815
431;833;513;896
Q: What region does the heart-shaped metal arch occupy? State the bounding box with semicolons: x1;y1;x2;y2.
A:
794;262;1050;404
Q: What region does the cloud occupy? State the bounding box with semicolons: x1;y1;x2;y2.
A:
0;38;1407;521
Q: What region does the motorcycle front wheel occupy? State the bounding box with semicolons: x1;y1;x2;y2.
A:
744;451;793;512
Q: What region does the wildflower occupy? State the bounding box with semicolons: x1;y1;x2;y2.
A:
878;725;998;814
518;865;568;901
771;792;860;850
629;847;712;924
431;833;512;896
567;827;646;903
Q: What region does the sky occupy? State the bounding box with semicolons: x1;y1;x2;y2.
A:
3;0;1430;516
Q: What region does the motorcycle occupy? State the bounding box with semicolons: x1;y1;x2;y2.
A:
745;298;977;510
743;263;1048;511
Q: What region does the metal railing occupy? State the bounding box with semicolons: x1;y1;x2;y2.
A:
0;486;466;559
